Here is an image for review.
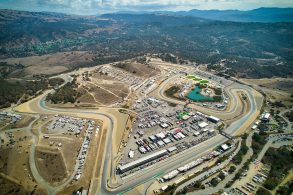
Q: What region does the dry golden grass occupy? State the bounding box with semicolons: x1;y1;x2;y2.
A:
35;146;68;185
114;61;160;78
3;115;35;130
0;130;43;193
56;122;102;195
89;86;121;105
0;51;95;77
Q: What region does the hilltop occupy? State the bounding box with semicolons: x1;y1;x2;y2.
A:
0;9;292;79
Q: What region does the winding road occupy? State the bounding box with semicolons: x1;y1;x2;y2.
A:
12;68;263;195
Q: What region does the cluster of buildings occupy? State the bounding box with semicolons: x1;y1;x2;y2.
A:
146;97;162;108
158;144;234;194
135;129;188;155
121;127;218;175
118;149;169;173
74;120;98;181
134;97;166;112
158;148;229;194
251;112;271;130
137;110;170;129
123;95;221;173
160;150;221;184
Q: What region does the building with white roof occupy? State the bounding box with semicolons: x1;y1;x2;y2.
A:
198;121;208;128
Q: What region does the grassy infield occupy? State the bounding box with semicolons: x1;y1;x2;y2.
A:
186;75;209;84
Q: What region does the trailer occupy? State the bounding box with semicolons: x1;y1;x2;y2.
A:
162;170;179;181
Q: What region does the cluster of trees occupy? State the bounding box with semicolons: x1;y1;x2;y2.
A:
46;79;80;104
233;134;249;164
262;147;293;190
256;187;272;195
228;165;236;174
271;101;286;108
210;177;220;187
212;95;222;102
0;80;25;108
214;88;222;96
285;111;293;122
251;132;268;157
0;78;53;108
165;86;181;98
275;180;293;195
0;62;24;78
48;78;64;87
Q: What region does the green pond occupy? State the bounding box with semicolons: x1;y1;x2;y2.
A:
187;86;214;101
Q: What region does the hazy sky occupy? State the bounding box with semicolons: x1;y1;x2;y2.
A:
0;0;292;15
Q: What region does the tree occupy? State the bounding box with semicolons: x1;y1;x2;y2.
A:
193;181;202;188
256;187;272;195
228;166;236;174
264;178;279;190
210;178;219;187
218;172;226;180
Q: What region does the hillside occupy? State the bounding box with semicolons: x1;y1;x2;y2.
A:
0;9;292;78
156;7;293;23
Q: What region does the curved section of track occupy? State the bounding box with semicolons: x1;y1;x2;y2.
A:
155;75;259;123
13;72;263;195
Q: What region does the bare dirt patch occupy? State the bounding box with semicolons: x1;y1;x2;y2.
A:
100;83;129;97
88;85;121;105
38;134;83;178
114;61;160;78
77;89;98;105
35;146;68;185
75;69;131;106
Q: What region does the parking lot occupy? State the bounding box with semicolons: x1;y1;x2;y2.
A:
98;65;145;91
118;96;221;175
46;115;87;135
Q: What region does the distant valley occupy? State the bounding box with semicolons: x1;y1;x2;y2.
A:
0;9;292;80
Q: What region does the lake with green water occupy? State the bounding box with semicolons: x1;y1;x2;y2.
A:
187;86;214;101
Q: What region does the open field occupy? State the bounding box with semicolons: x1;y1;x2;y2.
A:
38;136;82;179
3;115;35;130
35;146;68;185
0;129;45;193
114;61;160;78
89;85;122;105
242;78;293;92
242;78;293;106
57;123;103;195
0;51;96;77
0;174;46;195
72;65;138;106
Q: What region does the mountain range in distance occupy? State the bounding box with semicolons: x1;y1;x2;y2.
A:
0;7;292;79
113;7;293;23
